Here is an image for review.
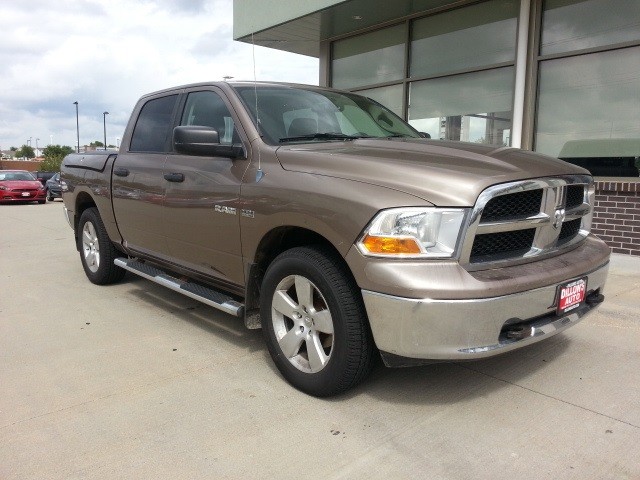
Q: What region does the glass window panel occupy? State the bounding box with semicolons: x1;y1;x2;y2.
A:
332;25;405;89
357;84;404;117
541;0;640;56
535;47;640;176
408;67;514;145
410;0;518;78
130;95;178;152
181;91;236;145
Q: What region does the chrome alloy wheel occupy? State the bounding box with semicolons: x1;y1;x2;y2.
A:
81;221;100;273
271;274;335;373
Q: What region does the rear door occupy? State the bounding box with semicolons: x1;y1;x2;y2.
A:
112;93;179;258
162;88;248;287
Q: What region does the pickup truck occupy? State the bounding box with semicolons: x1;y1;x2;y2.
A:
61;81;610;396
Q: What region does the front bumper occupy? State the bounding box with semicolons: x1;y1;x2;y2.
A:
0;191;46;202
47;187;62;198
362;259;609;363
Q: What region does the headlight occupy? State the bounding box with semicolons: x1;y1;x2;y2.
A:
357;207;468;258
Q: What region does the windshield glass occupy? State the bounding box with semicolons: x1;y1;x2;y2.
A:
234;85;421;145
0;171;36;181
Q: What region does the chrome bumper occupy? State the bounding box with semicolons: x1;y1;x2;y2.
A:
362;261;609;361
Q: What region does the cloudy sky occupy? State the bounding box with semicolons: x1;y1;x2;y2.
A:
0;0;319;151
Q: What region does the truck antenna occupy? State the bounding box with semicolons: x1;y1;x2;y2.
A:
252;33;264;183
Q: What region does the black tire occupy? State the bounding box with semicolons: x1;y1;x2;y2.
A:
77;207;125;285
260;246;374;397
38;199;46;204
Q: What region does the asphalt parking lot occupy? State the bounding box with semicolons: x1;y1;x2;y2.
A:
1;201;639;479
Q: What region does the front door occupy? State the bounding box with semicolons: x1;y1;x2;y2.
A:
162;89;247;288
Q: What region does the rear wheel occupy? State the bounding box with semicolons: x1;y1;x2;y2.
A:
77;207;125;285
260;246;374;397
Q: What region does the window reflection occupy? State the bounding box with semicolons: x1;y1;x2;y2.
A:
332;25;405;89
535;46;640;176
411;0;518;78
356;84;404;117
409;67;514;145
541;0;640;56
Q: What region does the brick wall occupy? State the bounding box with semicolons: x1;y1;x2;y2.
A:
592;181;640;256
0;160;42;172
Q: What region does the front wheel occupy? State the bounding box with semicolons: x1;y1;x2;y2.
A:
77;207;125;285
260;246;374;397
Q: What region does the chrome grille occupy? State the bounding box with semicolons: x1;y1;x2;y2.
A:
460;175;593;270
558;218;582;244
481;189;542;222
566;185;585;209
470;229;536;261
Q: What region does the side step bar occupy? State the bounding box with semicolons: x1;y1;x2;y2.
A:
114;258;244;317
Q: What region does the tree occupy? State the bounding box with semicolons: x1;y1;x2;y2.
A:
15;145;35;159
40;145;74;172
89;141;104;148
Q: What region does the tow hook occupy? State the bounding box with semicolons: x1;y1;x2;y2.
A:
505;325;533;340
586;292;605;306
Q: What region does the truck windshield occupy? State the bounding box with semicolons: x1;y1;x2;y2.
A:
233;85;421;145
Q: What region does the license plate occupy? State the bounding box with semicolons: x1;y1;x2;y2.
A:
557;278;587;315
21;192;31;197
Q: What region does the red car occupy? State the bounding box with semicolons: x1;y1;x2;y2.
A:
0;170;47;204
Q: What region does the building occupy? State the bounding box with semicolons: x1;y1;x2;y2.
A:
234;0;640;255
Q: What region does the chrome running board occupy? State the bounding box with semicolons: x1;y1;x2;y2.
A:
114;258;244;317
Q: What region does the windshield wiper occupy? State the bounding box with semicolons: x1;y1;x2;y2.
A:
279;132;369;143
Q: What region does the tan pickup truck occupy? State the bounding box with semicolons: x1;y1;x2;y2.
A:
61;81;610;396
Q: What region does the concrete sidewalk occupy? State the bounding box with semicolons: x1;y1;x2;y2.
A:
1;202;639;480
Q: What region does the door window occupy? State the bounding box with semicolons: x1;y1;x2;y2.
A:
130;95;178;152
181;91;237;145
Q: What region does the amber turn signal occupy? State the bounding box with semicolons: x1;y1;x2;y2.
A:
360;234;422;254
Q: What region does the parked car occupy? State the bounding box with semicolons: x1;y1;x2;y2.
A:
33;171;56;185
0;170;47;204
45;172;62;201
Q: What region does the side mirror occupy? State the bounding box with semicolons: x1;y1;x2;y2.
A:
173;126;244;158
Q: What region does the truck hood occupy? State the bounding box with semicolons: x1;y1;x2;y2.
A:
275;138;589;207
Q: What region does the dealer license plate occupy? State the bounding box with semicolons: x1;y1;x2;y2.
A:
557;278;587;315
21;192;31;197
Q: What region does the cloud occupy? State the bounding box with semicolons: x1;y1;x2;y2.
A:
0;0;318;150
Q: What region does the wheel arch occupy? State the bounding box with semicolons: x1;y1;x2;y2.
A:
73;191;98;250
245;226;358;314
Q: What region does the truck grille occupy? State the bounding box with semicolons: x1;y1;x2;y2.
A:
481;189;542;222
460;175;593;269
470;229;536;261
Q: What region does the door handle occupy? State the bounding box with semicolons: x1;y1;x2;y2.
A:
113;167;129;177
164;172;185;182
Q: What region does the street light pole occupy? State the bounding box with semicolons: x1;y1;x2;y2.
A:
36;138;39;157
73;101;80;153
103;111;109;150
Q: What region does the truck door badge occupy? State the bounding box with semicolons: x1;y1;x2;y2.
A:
214;205;237;215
